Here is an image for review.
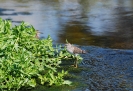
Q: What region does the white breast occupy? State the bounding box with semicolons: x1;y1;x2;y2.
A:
66;44;74;54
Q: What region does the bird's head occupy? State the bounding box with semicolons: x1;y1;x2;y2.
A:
36;30;43;35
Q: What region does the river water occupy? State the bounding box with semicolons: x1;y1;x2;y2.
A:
0;0;133;49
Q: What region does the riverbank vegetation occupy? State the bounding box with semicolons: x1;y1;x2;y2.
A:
0;18;82;90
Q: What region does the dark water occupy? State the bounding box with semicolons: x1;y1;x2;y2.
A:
0;0;133;49
81;46;133;91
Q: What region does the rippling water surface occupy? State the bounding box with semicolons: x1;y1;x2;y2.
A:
0;0;133;49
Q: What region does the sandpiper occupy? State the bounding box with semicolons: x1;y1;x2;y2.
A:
65;43;86;68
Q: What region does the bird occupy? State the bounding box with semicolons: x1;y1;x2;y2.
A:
35;30;43;39
65;43;86;68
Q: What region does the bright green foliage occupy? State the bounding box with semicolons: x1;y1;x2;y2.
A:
0;18;75;90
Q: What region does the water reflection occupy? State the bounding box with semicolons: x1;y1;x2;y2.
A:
0;0;133;49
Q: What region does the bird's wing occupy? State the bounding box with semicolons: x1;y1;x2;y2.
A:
73;46;83;54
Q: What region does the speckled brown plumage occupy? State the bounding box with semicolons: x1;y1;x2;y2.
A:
65;43;86;55
73;46;86;54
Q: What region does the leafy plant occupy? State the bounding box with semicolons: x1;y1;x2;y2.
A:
0;18;76;91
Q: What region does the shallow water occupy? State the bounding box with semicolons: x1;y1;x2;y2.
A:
80;46;133;91
0;0;133;49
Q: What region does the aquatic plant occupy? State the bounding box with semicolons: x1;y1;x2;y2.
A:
0;18;76;90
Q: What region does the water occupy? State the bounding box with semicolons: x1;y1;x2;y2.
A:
0;0;133;49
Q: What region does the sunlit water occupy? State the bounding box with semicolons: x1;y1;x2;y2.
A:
0;0;133;49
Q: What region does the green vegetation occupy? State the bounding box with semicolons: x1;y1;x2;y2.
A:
0;18;83;91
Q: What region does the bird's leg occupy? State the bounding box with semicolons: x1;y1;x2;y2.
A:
71;59;77;68
74;54;78;68
71;60;75;67
74;59;77;68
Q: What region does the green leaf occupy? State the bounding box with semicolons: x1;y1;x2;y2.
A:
28;79;36;87
66;39;69;43
63;80;72;85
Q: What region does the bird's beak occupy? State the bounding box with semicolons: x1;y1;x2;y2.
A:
38;31;43;34
36;30;43;34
